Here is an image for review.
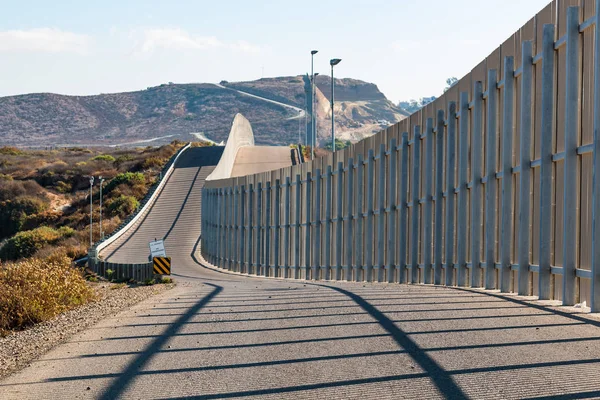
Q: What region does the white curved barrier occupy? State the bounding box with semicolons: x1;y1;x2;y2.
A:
206;113;255;180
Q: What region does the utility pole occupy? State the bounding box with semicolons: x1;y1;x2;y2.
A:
99;176;105;239
89;176;94;246
330;58;342;151
311;50;318;160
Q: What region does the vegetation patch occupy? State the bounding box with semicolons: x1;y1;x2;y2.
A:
0;255;95;334
91;154;116;162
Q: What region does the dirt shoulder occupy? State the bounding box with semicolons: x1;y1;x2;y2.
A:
0;281;174;379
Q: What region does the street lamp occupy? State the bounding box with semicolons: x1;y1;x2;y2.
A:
89;176;94;246
330;58;342;151
311;50;318;160
312;72;320;160
99;176;105;239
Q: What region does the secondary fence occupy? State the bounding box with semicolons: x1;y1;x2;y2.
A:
202;0;600;312
95;261;154;282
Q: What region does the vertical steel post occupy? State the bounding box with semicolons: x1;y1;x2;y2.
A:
591;0;600;312
216;188;221;264
355;155;364;281
411;125;422;284
247;184;254;274
457;92;469;287
274;179;281;277
387;139;398;283
539;24;555;300
471;82;484;288
485;71;499;290
500;56;515;293
313;171;321;280
423;118;434;284
335;162;344;280
324;166;333;280
256;182;263;275
233;186;239;272
562;6;579;306
294;175;301;279
518;41;534;295
377;145;386;282
304;173;312;279
434;112;445;285
366;149;375;282
445;103;457;286
226;187;232;270
240;185;246;273
345;159;354;281
399;133;410;284
265;181;272;277
284;178;291;278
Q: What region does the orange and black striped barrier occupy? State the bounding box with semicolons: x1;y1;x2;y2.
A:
153;256;171;275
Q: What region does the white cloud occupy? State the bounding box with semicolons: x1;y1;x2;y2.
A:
138;28;222;53
133;28;261;55
0;28;90;54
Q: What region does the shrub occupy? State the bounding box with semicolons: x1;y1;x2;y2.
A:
0;255;95;333
0;147;24;156
0;226;73;261
106;195;139;218
0;196;49;239
91;154;116;162
55;181;72;193
139;157;164;170
0;179;46;201
105;172;145;194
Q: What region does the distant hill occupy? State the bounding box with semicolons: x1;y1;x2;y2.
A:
0;77;409;147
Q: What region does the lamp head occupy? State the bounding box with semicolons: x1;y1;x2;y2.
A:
311;50;318;55
330;58;342;66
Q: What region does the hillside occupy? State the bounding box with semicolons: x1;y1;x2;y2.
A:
0;77;408;147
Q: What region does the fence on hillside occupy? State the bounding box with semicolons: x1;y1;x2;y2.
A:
202;0;600;312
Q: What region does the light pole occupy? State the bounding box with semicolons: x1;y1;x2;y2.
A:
311;50;318;159
89;176;94;246
330;58;342;151
99;176;105;239
312;72;320;160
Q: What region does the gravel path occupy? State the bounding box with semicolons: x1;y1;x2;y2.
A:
0;282;174;379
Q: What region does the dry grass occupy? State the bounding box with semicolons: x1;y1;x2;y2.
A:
0;254;96;334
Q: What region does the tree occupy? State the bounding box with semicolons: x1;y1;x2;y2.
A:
444;77;458;92
324;138;351;151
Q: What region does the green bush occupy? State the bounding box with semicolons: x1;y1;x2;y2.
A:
105;172;145;194
106;195;139;218
0;226;73;261
55;181;72;193
0;197;49;239
139;157;164;170
91;154;116;162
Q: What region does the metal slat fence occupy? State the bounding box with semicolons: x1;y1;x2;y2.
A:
202;0;600;312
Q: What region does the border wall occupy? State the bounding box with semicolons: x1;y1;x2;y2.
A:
202;0;600;312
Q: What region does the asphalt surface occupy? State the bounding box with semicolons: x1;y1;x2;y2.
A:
3;147;600;399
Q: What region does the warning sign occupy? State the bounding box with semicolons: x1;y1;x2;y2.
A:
153;256;171;275
149;240;166;258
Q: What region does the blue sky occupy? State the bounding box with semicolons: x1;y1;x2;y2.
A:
0;0;550;103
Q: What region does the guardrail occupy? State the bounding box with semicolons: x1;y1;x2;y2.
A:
89;142;191;274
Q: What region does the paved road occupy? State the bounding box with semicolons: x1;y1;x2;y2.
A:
213;83;305;120
3;149;600;399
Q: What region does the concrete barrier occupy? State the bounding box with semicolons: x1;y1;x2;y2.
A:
206;113;255;180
